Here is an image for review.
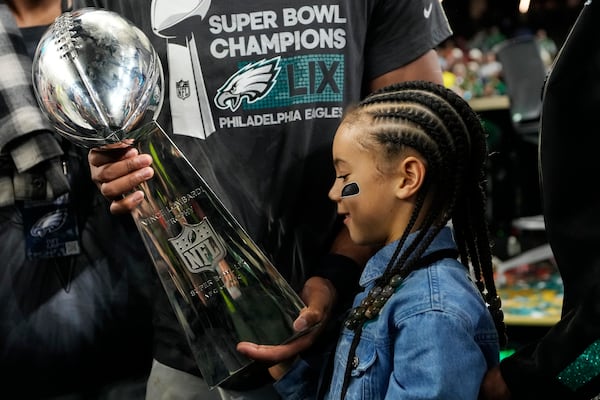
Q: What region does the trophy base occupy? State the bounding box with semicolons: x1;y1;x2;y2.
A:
216;361;272;391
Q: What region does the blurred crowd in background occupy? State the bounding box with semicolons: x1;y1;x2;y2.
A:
438;27;557;100
439;0;581;100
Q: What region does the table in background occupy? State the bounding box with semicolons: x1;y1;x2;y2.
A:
468;95;510;112
495;232;562;327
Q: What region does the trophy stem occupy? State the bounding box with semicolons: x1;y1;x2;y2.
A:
127;121;305;388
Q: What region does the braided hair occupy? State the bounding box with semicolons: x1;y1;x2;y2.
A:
338;80;506;398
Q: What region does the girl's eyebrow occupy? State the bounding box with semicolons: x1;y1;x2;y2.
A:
333;158;349;168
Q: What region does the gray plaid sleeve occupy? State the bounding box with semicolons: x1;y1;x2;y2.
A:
0;5;68;204
0;4;62;158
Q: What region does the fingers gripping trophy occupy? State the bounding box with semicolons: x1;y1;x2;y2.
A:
32;8;306;388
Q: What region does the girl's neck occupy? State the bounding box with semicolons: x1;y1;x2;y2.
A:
7;0;68;28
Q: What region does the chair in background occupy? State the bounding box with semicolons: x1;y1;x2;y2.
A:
495;35;549;145
493;35;548;219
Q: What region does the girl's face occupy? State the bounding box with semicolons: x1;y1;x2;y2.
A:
329;122;408;247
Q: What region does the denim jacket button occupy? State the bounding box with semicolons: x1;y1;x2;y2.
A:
352;356;359;369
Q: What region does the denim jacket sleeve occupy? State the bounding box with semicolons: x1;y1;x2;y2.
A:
273;357;319;400
386;310;495;399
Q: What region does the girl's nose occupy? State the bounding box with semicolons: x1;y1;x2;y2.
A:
328;182;341;202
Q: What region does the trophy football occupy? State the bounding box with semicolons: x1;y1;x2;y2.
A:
32;8;306;388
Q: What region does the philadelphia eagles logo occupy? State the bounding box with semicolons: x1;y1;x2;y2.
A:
30;209;68;238
214;56;281;112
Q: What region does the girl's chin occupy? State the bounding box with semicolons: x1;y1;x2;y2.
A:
345;218;375;245
348;230;383;248
347;230;366;246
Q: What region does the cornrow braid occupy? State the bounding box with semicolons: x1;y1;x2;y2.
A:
342;81;506;345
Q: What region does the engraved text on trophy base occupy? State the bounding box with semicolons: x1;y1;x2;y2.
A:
138;187;204;226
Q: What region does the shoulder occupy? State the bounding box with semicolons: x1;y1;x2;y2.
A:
387;260;488;324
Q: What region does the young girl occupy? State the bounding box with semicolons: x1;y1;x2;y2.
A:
274;81;506;399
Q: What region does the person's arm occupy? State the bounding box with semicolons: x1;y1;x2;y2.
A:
0;4;70;206
369;49;445;90
480;365;511;400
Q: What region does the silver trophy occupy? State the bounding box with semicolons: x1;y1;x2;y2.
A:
32;8;306;388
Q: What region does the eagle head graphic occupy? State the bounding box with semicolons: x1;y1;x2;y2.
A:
30;209;68;238
215;57;281;112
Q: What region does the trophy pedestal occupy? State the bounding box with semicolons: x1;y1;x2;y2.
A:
130;122;305;388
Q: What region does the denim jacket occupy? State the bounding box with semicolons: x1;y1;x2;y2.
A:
275;227;499;400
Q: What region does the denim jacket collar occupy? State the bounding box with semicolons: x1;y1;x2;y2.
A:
359;225;457;287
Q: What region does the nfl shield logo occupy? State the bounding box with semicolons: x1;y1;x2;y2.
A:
169;219;227;274
176;79;191;100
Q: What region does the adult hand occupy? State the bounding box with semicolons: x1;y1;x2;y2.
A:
479;365;512;400
88;146;154;214
236;276;336;379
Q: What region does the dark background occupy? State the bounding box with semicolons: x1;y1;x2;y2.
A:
441;0;584;47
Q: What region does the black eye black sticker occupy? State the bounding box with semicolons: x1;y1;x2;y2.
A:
341;182;360;198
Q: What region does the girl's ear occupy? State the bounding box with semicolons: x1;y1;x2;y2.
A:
395;156;426;200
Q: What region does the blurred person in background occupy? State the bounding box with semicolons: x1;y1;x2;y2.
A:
0;0;156;398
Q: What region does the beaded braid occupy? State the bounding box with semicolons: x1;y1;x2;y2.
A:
342;81;507;344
